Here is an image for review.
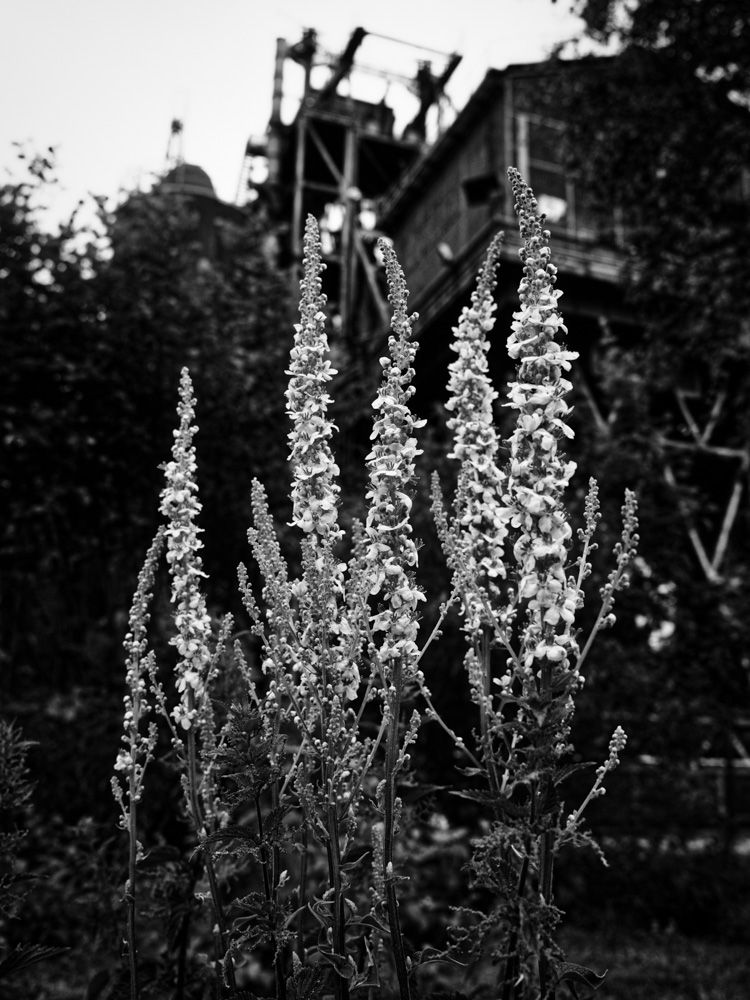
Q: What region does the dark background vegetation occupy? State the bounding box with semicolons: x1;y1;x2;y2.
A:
2;0;750;996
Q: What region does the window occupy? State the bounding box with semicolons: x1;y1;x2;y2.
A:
514;113;583;232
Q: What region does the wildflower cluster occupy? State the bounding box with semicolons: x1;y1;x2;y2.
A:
502;167;581;691
434;170;638;998
444;233;507;630
600;724;628;776
245;218;365;746
114;172;639;1000
566;725;628;834
364;240;426;671
240;220;429;998
159;369;212;731
112;528;164;798
283;218;359;706
286;216;342;549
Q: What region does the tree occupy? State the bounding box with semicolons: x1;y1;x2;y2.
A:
1;153;292;823
550;0;750;849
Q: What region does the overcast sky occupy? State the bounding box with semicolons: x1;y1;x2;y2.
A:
2;0;590;229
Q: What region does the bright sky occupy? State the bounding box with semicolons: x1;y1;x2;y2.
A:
1;0;588;230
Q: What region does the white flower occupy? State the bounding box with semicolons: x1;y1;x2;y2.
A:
445;234;508;631
285;216;342;556
363;240;425;679
502;168;580;673
159;369;211;730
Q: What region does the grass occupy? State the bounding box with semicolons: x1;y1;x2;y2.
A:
11;916;750;999
413;920;750;1000
557;923;750;1000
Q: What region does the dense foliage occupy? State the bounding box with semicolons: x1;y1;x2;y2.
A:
0;150;293;881
4;1;750;988
549;0;750;840
1;149;291;694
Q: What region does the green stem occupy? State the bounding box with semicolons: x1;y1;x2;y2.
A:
480;627;502;799
185;722;236;995
175;860;199;1000
255;797;287;1000
500;854;530;1000
297;825;309;962
325;799;350;1000
538;825;555;999
383;658;411;1000
500;782;537;1000
536;656;557;1000
272;780;288;1000
126;789;139;1000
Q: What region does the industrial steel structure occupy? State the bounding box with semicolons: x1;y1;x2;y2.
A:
238;27;461;344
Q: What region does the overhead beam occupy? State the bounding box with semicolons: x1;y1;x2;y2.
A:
314;27;368;105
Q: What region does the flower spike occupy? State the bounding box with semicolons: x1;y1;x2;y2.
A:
364;239;426;674
445;232;508;631
160;368;212;731
503;168;580;680
285;215;342;549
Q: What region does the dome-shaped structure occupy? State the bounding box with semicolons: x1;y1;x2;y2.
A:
154;161;246;258
162;163;219;201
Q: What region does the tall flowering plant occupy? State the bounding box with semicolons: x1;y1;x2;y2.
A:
444;231;508;625
238;218;362;1000
112;369;237;996
434;169;638;998
114;175;638;1000
160;369;238;987
239;218;426;1000
358;240;426;1000
111;527;163;1000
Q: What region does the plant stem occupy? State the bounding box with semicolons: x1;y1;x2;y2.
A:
538;824;555;999
185;722;237;995
500;780;537;1000
272;779;288;1000
126;791;139;1000
325;798;350;1000
255;797;287;1000
535;661;555;999
297;824;309;962
175;861;199;1000
480;626;502;798
500;854;529;1000
383;658;411;1000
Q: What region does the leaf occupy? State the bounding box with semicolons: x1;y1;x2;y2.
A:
316;949;357;980
308;896;337;926
0;943;69;979
411;945;467;968
286;962;327;1000
488;857;518;894
339;848;371;874
537;781;562;818
201;824;258;848
350;963;380;991
555;961;607;991
353;911;391;935
349;935;380;991
231;891;270;915
553;762;595;786
451;789;529;819
450;788;498;805
454;765;488;779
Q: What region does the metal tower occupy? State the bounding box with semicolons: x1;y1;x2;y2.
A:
239;27;461;348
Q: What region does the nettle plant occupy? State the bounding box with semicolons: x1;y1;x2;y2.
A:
113;170;637;1000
